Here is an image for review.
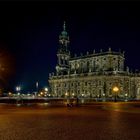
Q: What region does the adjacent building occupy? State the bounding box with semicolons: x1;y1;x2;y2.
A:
49;22;140;100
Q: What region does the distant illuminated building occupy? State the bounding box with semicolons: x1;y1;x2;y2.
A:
49;22;140;100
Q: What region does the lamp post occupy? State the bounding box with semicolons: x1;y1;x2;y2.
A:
16;86;21;104
65;92;69;106
44;87;48;92
8;92;12;103
44;87;48;97
112;86;119;102
125;93;128;101
36;82;39;97
16;86;21;95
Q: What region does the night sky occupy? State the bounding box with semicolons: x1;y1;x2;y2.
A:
0;1;140;92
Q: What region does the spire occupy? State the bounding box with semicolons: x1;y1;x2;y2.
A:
63;21;66;31
61;21;68;37
59;21;70;48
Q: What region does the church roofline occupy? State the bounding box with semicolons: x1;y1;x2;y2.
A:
70;51;124;60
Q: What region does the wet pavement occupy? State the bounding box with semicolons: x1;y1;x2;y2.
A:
0;102;140;140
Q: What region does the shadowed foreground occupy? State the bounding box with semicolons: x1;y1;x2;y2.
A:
0;102;140;140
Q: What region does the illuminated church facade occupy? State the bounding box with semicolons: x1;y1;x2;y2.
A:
49;22;140;100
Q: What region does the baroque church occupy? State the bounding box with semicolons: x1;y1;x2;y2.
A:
49;22;140;101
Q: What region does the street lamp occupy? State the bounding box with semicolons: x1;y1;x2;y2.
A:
125;93;128;101
112;86;119;102
102;93;106;101
65;92;68;98
81;93;84;97
44;87;48;97
40;92;44;97
15;86;22;104
65;92;69;105
72;93;75;98
44;87;48;92
16;86;21;95
8;92;12;97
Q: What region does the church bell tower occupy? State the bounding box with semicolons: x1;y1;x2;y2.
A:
56;21;70;75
